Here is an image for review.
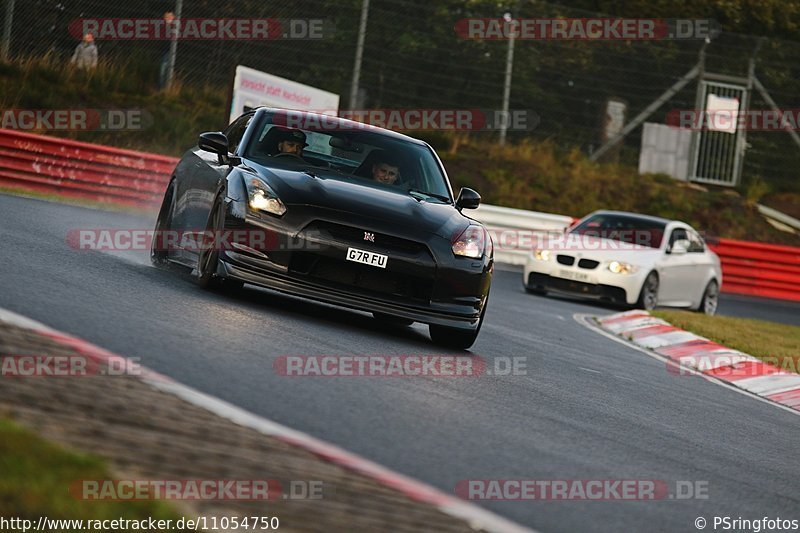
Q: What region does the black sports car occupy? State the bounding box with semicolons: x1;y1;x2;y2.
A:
151;108;492;349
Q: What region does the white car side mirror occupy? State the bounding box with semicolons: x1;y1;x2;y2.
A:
670;239;690;255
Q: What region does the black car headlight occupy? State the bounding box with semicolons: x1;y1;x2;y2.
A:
245;177;286;217
452;225;488;259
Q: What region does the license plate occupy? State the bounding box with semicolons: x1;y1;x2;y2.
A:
559;269;589;282
346;247;388;269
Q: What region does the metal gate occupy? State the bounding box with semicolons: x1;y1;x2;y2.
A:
689;80;748;186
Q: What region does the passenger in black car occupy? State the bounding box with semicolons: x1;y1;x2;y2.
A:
371;158;401;185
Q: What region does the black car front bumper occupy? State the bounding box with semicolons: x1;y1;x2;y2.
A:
217;212;491;330
220;257;482;328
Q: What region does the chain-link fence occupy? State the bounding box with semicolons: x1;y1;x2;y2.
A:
2;0;799;193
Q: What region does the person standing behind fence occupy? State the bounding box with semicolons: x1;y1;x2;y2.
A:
70;33;98;70
159;11;178;89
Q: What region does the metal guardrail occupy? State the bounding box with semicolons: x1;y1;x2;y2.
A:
757;203;800;233
469;204;574;266
0;129;177;208
709;238;800;301
1;129;798;301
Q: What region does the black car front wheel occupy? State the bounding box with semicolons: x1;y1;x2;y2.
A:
195;192;244;291
151;180;177;268
429;296;488;350
429;324;480;350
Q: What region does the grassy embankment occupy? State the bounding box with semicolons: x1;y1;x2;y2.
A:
0;417;191;528
1;55;798;244
653;310;800;373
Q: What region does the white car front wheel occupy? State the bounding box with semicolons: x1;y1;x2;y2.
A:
636;272;659;311
697;280;719;316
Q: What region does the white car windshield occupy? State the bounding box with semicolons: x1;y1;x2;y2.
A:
571;214;667;249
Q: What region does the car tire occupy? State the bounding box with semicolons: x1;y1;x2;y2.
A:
151;180;177;268
429;295;488;350
195;192;226;290
372;312;414;326
697;280;719;316
429;324;480;350
635;271;659;311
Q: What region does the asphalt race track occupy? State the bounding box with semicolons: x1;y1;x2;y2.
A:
1;193;798;532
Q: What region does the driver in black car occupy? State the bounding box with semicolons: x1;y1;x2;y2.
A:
275;128;308;157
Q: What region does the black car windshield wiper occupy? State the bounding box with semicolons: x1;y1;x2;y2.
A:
407;188;452;204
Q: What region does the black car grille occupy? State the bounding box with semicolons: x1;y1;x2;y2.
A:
556;254;575;266
290;254;433;301
306;221;428;255
578;259;600;270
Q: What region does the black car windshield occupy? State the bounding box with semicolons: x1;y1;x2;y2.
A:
243;111;452;201
570;213;666;248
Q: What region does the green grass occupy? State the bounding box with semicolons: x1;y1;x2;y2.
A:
652;310;800;373
0;418;192;529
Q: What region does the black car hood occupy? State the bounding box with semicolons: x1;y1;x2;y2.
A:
246;161;468;239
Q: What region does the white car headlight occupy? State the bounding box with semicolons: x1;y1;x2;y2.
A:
533;249;551;261
608;260;639;275
246;177;286;217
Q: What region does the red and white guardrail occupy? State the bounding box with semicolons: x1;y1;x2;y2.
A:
0;128;798;301
0;129;175;208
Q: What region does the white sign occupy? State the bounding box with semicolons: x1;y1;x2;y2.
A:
604;99;627;141
705;94;740;134
229;65;339;123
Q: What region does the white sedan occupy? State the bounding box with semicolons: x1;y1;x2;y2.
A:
522;211;722;314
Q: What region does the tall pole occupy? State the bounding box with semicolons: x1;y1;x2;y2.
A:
1;0;15;61
499;13;516;145
349;0;369;110
733;38;763;186
166;0;183;89
685;39;708;179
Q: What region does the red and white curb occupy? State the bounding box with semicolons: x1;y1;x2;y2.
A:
580;310;800;416
0;308;533;533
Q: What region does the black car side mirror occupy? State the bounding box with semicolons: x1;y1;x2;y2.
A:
455;187;481;210
198;132;229;156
